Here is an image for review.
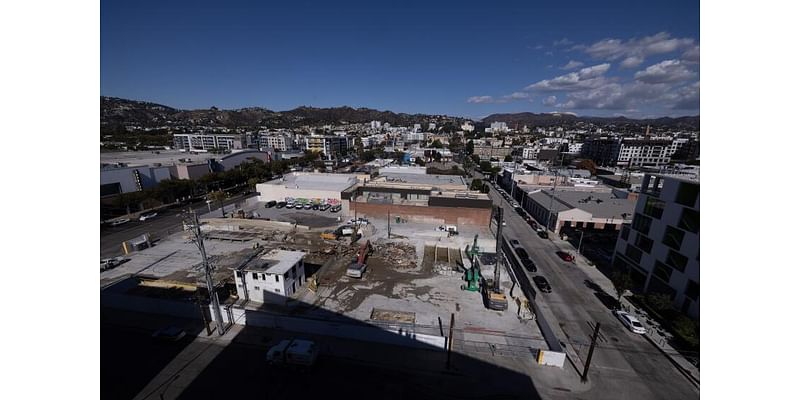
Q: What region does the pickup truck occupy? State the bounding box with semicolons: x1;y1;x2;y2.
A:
266;339;319;368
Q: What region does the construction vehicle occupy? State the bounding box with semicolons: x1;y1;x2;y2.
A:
347;240;372;278
266;339;319;368
482;208;508;311
462;234;481;291
320;229;341;240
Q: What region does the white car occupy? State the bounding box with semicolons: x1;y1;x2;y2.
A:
139;212;158;221
109;218;130;226
614;310;646;334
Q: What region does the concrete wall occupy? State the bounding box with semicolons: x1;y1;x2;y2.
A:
212;306;447;350
350;202;492;226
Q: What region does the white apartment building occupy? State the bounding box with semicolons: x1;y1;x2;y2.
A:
489;121;509;133
259;134;294;151
370;120;382;129
617;138;688;167
428;123;436;131
522;147;539;160
233;250;306;304
405;132;426;142
567;143;583;154
173;133;246;152
612;174;700;319
461;122;475;132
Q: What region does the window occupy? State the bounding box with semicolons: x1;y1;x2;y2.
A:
632;213;652;235
635;233;654;253
662;226;685;250
643;196;665;219
274;275;280;282
252;272;258;280
275;288;281;293
684;280;699;300
235;271;242;278
254;286;260;291
625;244;643;264
675;182;699;207
620;225;631;241
665;250;688;273
653;261;673;282
678;208;699;234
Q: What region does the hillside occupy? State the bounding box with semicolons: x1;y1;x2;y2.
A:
482;112;700;130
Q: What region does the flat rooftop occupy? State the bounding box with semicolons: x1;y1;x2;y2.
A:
525;188;636;219
376;173;466;188
264;172;359;192
100;150;219;167
246;249;305;275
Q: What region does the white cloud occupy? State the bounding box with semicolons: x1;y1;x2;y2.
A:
634;60;697;84
525;63;611;92
583;32;696;67
662;81;700;110
553;38;573;47
467;96;494;104
542;95;558;106
682;45;700;63
560;60;584;70
506;92;530;100
557;81;673;111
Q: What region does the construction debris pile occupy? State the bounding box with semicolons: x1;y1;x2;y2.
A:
373;241;418;269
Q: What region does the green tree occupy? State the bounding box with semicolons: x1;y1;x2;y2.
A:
504;155;513;162
611;270;633;305
208;190;228;216
479;161;492;172
414;157;426;166
430;139;443;149
465;139;474;155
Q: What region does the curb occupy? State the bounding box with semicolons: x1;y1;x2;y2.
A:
643;331;700;389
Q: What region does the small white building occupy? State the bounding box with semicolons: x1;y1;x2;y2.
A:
234;250;306;304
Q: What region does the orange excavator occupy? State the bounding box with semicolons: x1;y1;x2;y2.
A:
346;240;372;279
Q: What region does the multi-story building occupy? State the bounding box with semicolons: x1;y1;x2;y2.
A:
233;250;306;304
173;133;246;152
617;139;677;167
522;147;538;160
612;173;700;319
489;122;509;133
567;143;583;155
305;135;349;157
405;132;426;142
461;122;475;132
258;133;294;152
474;145;513;161
580;137;622;167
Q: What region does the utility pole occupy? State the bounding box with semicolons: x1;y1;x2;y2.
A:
446;312;455;369
387;209;391;239
494;208;504;290
545;169;558;232
581;322;601;383
577;229;584;255
185;210;225;336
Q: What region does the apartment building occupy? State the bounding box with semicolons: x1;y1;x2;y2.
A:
173;133;246;152
305;135;349;157
612;173;700;319
259;133;294;151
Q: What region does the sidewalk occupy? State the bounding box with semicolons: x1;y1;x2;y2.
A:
550;236;700;387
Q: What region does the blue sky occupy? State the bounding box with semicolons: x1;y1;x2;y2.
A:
101;0;699;119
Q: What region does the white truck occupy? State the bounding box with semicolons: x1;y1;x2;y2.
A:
266;339;319;368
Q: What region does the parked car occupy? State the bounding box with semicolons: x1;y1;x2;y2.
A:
265;200;277;208
100;257;122;271
312;204;320;210
276;201;286;209
151;326;187;342
532;276;552;293
109;218;130;226
614;310;646;334
320;204;331;211
521;257;537;272
515;247;529;260
139;212;158;221
295;203;304;209
509;239;521;248
303;203;312;210
330;205;342;213
556;251;574;262
537;230;549;239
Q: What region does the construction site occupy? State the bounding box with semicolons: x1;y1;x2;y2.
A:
100;201;550;370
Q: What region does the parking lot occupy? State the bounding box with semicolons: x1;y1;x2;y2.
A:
245;201;344;228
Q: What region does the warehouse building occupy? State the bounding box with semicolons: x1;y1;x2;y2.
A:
520;187;636;234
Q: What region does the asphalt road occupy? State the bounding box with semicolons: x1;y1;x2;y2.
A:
483;178;698;400
100;193;256;259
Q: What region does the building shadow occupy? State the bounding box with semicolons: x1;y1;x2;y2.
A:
102;287;544;400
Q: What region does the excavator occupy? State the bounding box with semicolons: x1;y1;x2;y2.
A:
347;240;372;279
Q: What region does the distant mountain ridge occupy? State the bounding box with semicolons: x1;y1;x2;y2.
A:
101;97;459;129
101;96;699;130
481;112;700;130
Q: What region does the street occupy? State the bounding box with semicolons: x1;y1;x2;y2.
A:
483;178;699;399
100;193;256;259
